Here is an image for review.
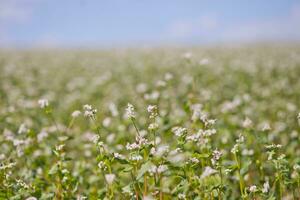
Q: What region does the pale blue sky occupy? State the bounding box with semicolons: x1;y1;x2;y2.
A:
1;0;300;47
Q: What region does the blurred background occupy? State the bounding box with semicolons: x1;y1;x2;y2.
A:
1;0;300;48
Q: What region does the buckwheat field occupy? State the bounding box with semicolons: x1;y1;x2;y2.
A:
1;45;300;200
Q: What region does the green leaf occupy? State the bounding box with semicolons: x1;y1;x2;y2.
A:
48;164;58;175
193;153;210;158
122;184;132;193
121;166;133;173
136;161;153;180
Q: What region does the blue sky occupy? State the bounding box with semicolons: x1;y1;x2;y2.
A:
1;0;300;47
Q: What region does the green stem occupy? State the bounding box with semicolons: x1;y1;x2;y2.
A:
131;118;140;137
234;153;245;198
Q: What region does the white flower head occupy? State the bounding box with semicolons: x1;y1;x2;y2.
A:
157;165;168;173
25;197;37;200
18;123;28;134
200;166;217;179
136;83;148;93
83;104;97;118
98;161;107;170
191;104;202;122
262;122;271;131
156;80;166;88
126;103;135;119
172;126;187;137
147;105;158;119
130;154;143;161
182;52;193;59
178;193;186;199
105;174;116;185
231;144;239;154
71;110;81;118
249;185;257;193
37;131;48;142
143;195;154;200
148;123;159;131
236;134;245;143
189;157;200;164
242;117;253;128
262;181;270;193
164;73;173;81
211;149;222;165
108;103;119;117
113;152;125;160
148;164;168;175
38;99;49;108
126;142;141;150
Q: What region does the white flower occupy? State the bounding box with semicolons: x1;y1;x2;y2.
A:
191;104;202;122
147;105;158;118
38;99;49;108
144;91;160;101
224;169;232;174
136;136;149;146
148;165;168;175
172;126;187;137
113;152;125;160
71;110;81;118
152;145;169;157
130;155;143;161
143;195;154;200
202;129;217;137
92;135;100;144
150;147;156;155
164;73;173;81
98;161;107;170
37;131;48;142
56;144;65;151
106;133;115;143
126;142;141;150
105;174;116;185
182;52;193;59
0;154;5;160
242;117;253;128
242;149;254;156
231;144;239;154
205;119;217;126
262;181;269;193
249;185;257;193
262;122;271;131
83;104;92;110
200;166;217;179
156;80;166;87
136;83;148;93
265;144;282;150
293;164;300;170
126;103;135;119
189;157;200;164
199;58;210;65
108;103;119;116
236;134;245;143
102;117;111;127
18;123;28;134
83;104;97;118
211;149;222;165
157;165;168;173
178;193;186;199
76;195;88;200
148;123;159;131
25;197;37;200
